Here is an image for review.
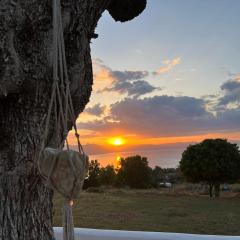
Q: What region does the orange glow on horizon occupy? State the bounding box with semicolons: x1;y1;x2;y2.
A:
67;130;240;149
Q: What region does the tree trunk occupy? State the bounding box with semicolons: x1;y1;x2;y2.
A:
0;175;54;240
0;98;55;240
209;184;213;198
214;184;220;198
0;1;109;239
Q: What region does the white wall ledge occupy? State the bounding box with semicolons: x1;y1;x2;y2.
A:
54;227;240;240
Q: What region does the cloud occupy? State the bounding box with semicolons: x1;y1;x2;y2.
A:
111;70;149;81
81;61;240;141
104;79;160;98
79;94;240;138
153;57;181;75
235;74;240;81
85;104;106;116
218;74;240;108
201;74;240;111
92;59;115;92
93;59;158;98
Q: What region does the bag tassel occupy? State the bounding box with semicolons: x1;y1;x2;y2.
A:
63;199;75;240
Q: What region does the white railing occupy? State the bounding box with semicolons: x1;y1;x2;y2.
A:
54;228;240;240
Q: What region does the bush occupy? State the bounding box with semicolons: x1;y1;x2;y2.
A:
116;155;151;189
83;160;101;189
99;165;116;186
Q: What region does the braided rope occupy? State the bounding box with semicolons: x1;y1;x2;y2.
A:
38;0;85;162
36;1;88;239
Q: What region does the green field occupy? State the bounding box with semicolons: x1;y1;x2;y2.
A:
53;188;240;235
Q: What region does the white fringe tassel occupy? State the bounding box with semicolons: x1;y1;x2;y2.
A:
63;200;75;240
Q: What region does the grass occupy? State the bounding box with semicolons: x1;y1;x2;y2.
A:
53;187;240;235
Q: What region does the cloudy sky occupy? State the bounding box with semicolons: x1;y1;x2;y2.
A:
69;0;240;166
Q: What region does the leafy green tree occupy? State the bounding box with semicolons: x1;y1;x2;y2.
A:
117;155;151;189
99;165;116;186
180;139;240;197
83;160;101;189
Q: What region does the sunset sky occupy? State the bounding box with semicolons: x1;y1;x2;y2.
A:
69;0;240;167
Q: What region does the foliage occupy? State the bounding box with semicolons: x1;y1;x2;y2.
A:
116;155;151;188
83;160;101;189
84;158;184;189
84;139;240;193
180;139;240;197
99;165;116;186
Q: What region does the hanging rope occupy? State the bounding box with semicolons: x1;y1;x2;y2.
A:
37;0;88;239
38;0;84;157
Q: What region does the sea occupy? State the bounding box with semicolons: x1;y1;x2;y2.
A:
89;148;183;168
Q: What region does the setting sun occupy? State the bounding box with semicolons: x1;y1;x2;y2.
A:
113;138;123;146
109;137;125;146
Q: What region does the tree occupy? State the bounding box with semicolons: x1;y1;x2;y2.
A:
100;165;116;186
0;1;147;239
99;165;116;186
83;160;101;189
117;155;151;188
180;139;240;197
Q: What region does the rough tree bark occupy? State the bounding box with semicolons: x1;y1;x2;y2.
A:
0;0;146;239
0;1;108;239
